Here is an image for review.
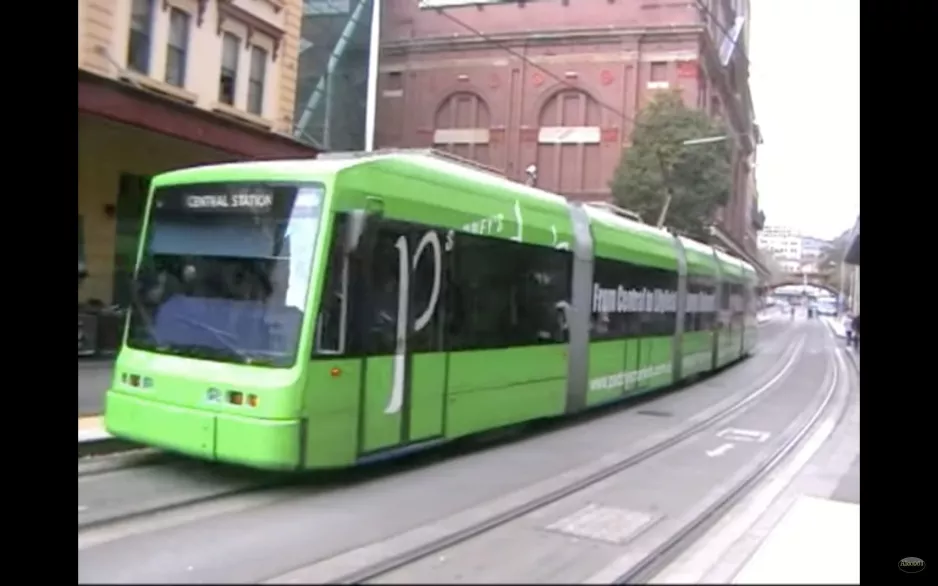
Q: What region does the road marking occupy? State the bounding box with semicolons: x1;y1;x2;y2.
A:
717;428;771;443
79;505;88;512
706;443;735;458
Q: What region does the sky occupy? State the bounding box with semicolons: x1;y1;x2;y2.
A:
749;0;859;241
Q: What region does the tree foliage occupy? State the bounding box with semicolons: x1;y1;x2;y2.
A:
610;90;732;240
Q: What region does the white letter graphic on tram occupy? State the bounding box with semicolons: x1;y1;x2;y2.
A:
511;201;524;243
385;230;443;415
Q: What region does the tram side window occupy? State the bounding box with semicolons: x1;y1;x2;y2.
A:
406;225;446;354
650;267;679;337
684;275;697;333
591;257;628;340
687;275;717;333
591;259;680;339
363;220;448;356
633;265;655;338
729;282;745;332
699;277;717;332
314;214;348;356
446;232;571;351
367;224;406;355
733;282;746;320
719;280;732;311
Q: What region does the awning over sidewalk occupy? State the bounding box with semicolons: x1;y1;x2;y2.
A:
78;69;319;160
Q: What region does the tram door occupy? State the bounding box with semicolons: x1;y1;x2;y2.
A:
358;221;447;454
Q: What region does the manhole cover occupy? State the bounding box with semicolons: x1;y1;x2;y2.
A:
545;504;658;545
637;409;672;418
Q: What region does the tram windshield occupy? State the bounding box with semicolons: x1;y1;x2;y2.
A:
126;182;324;368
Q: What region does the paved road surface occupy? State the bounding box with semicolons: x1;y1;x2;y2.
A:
79;362;113;416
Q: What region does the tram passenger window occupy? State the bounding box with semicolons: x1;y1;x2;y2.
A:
355;220;449;356
699;277;717;331
734;283;746;327
633;265;662;337
314;215;348;356
656;270;679;336
720;282;731;311
590;258;627;340
633;265;654;337
687;277;711;333
409;228;445;354
683;280;697;333
445;232;571;351
367;226;405;355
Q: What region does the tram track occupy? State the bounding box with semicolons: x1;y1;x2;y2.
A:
604;333;852;584
78;449;170;479
263;327;811;584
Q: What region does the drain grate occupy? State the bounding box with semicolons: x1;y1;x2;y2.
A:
637;409;673;418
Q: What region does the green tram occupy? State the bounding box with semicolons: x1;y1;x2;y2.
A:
104;150;759;470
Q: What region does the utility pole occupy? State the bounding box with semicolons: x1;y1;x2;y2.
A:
655;149;674;228
655;136;728;229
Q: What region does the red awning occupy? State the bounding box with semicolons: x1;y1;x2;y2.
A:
78;70;318;160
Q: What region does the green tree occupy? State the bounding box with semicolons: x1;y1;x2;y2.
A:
610;90;732;240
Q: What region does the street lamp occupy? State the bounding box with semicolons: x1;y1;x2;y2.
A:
655;135;729;228
524;164;538;187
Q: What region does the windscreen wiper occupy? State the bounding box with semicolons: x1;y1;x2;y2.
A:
174;315;251;363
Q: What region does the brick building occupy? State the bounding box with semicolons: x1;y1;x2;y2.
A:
373;0;767;274
78;0;317;306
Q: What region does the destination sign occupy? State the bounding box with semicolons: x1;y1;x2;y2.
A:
184;193;273;210
153;184;324;217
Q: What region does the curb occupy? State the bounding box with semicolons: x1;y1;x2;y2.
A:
843;347;860;371
820;316;846;338
78;436;142;459
820;318;859;372
79;428;111;443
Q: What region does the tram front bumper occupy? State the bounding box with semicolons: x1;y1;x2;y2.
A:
104;390;302;470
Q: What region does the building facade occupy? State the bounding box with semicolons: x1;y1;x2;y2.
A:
758;225;832;278
372;0;765;271
292;0;376;151
78;0;317;306
800;236;829;261
758;225;804;262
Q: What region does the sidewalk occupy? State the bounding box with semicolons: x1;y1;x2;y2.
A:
79;361;113;417
78;415;110;443
820;316;846;338
654;330;861;585
732;495;859;584
820;317;859;369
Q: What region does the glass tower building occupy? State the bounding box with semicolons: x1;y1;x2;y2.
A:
293;0;377;151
